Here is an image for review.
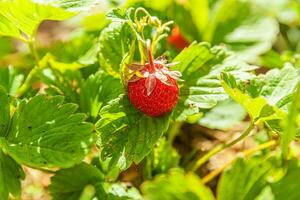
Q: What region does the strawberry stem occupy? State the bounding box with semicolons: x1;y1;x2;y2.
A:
146;40;155;73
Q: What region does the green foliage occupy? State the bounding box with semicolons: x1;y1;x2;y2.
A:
220;65;300;133
0;67;24;96
105;183;143;200
0;2;300;200
199;99;246;130
0;95;94;168
80;71;123;120
49;163;105;200
49;162;142;200
0;151;24;200
151;137;180;175
271;159;300;200
99;21;134;76
168;0;279;62
142;169;215;200
0;87;10;136
221;72;286;124
172;42;256;121
217;156;273;200
0;0;74;40
96;95;170;170
281;81;300;157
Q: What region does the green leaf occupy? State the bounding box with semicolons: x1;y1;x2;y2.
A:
152;137;180;174
98;21;134;77
224;17;278;62
0;151;24;200
0;37;13;58
45;30;99;64
251;0;300;25
0;95;94;168
167;2;199;41
0;0;75;40
188;0;209;36
38;0;99;12
81;12;109;31
204;0;279;62
221;66;300;132
105;183;143;200
250;66;300;111
254;186;275;200
49;162;142;200
96;95;170;170
217;156;273;200
172;42;256;121
80;71;123;120
37;57;83;104
0;67;24;96
199;99;247;130
142;169;215;200
0;87;10;137
281;81;300;157
221;72;285;124
271;159;300;200
49;163;105;200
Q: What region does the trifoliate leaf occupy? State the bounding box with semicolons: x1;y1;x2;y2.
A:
142;169;215;200
96;95;170;170
217;156;273;200
49;163;105;200
0;95;94;168
0;151;24;200
80;71;123;120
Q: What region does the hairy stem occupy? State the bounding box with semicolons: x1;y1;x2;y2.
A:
202;140;277;184
191;122;255;172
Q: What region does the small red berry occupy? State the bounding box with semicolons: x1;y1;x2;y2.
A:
128;63;180;117
127;42;181;117
168;25;189;50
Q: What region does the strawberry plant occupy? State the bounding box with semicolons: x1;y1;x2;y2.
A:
0;0;300;199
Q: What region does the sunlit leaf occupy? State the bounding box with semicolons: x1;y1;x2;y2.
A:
142;169;215;200
96;95;170;170
0;151;24;200
217;156;273;200
0;95;94;168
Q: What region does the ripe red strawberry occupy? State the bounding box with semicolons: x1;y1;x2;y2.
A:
127;45;181;117
168;25;189;50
